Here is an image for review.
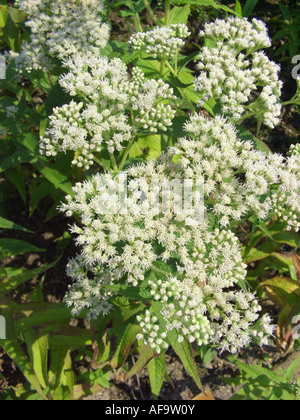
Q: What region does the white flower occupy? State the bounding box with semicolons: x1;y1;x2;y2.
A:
15;0;110;71
40;57;175;167
194;18;282;127
129;24;191;60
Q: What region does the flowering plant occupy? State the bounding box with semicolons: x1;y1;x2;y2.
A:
1;0;300;400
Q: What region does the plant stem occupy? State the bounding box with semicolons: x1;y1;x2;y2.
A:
142;0;161;26
165;60;176;76
151;264;169;277
160;59;166;76
48;71;54;88
165;0;171;26
175;49;178;76
109;152;118;173
129;0;143;32
118;137;136;172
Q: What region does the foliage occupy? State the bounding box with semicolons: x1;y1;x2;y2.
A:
0;0;300;401
225;356;300;400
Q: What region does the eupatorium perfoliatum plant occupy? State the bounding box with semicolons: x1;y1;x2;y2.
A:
6;0;300;391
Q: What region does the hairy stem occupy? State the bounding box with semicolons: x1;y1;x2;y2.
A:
129;0;143;32
109;152;118;173
151;264;169;277
118;137;136;172
142;0;161;26
165;0;171;26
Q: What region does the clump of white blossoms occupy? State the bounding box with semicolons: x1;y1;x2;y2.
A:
194;17;282;127
40;57;175;169
271;144;300;231
65;256;115;320
60;112;300;353
15;0;110;71
166;114;283;227
128;24;191;60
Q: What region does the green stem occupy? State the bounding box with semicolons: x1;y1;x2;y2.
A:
175;49;178;76
160;59;166;76
151;264;169;277
118;137;136;172
165;0;171;26
109;152;118;173
48;71;54;88
166;136;172;149
165;60;176;76
129;0;143;32
142;0;161;26
236;111;257;125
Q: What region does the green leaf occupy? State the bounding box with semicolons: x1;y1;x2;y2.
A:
0;216;33;233
242;0;259;17
169;4;191;24
168;329;203;390
235;0;242;16
257;277;300;309
0;149;33;173
148;354;166;399
244;241;280;264
23;330;49;389
0;238;45;259
169;0;236;15
236;361;286;386
29;180;55;216
110;322;141;369
272;232;300;249
5;166;27;203
0;258;60;297
32;159;73;196
284;355;300;382
49;327;92;348
237;127;271;154
17;304;73;330
137;135;161;160
125;345;157;380
0;302;47;399
44;84;71;117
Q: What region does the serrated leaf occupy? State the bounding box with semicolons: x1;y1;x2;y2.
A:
110;322;141;369
169;0;236;15
148;354;166;399
168;329;203;390
169;4;191;24
125;345;157;380
237;127;271;154
0;301;47;399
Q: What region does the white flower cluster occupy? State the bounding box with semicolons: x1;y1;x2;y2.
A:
62;115;295;351
5;105;18;118
271;144;300;231
15;0;110;71
166;115;282;226
65;256;115;320
194;18;282;127
128;24;191;60
40;58;175;168
199;17;271;51
138;277;213;353
137;273;274;354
